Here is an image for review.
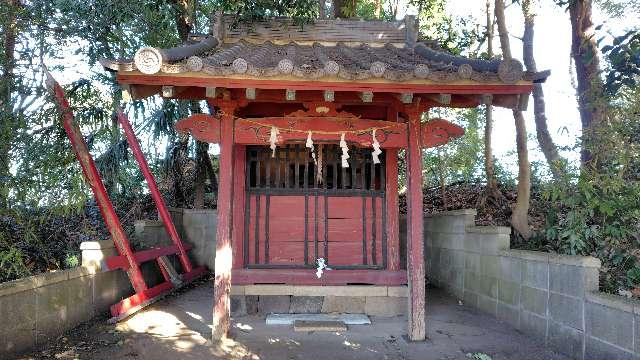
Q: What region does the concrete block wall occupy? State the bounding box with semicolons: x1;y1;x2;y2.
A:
134;208;216;271
0;240;132;357
425;209;640;360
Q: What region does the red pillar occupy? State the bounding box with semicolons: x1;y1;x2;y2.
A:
405;103;427;341
211;100;238;340
385;149;400;271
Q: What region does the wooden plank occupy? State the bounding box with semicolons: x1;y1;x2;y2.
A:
294;320;347;332
117;74;535;95
235;117;407;149
232;145;247;269
106;244;194;271
212;101;237;340
385;150;400;271
232;269;407;285
405;105;426;341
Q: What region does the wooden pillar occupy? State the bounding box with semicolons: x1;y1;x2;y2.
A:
405;102;427;341
385;149;400;271
211;100;238;341
232;145;246;269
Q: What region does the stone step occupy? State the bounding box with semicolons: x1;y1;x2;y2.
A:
266;313;371;325
293;320;347;332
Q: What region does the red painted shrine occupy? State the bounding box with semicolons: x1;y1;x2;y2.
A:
101;14;547;340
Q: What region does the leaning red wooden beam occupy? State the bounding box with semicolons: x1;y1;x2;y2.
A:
45;70;148;295
117;110;193;274
45;70;206;322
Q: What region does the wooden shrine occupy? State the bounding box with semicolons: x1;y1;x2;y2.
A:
102;14;547;341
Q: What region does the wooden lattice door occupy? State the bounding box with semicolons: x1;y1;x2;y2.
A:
244;144;387;269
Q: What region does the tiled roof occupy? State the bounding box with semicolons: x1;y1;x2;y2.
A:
101;16;549;85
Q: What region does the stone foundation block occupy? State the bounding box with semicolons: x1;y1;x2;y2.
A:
258;295;291;314
321;296;365;313
290;296;323;314
364;297;406;317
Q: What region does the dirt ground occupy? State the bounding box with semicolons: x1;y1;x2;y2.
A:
17;281;569;360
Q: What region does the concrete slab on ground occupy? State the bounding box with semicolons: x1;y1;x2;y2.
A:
16;281;571;360
266;313;370;325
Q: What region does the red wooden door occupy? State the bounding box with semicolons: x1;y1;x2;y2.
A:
244;144;386;269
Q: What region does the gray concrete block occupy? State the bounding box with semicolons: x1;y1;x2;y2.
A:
451;250;465;269
35;281;71;344
476;275;498;299
585;301;633;350
477;233;510;255
321;296;365;314
430;247;442;268
497;302;519;329
364;297;406;317
636;313;640;355
450;286;464;301
550;263;599;298
480;255;500;278
93;270;131;312
231;295;248;316
499;255;522;283
246;295;259;314
549;293;584;330
450;270;464;290
258;295;291;314
0;291;36;355
465;253;481;273
522;259;548;290
64;275;94;328
463;290;478;308
548;320;584;359
585;336;634;360
477;294;497;316
464;271;479;293
519;310;547;339
290;296;324;314
498;280;520;306
439;248;453;269
521;286;548;316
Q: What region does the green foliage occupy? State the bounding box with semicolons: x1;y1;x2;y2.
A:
411;0;482;56
423;107;485;188
540;86;640;292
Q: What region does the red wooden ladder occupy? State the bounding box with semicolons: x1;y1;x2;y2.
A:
45;70;206;322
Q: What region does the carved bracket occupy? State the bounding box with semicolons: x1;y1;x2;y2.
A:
421;118;465;148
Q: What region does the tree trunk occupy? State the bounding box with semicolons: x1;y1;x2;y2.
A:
568;0;606;166
511;110;531;239
495;0;532;239
319;0;326;18
374;0;382;18
193;141;209;209
333;0;346;18
522;0;565;179
482;0;501;200
0;0;19;208
168;0;194;41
